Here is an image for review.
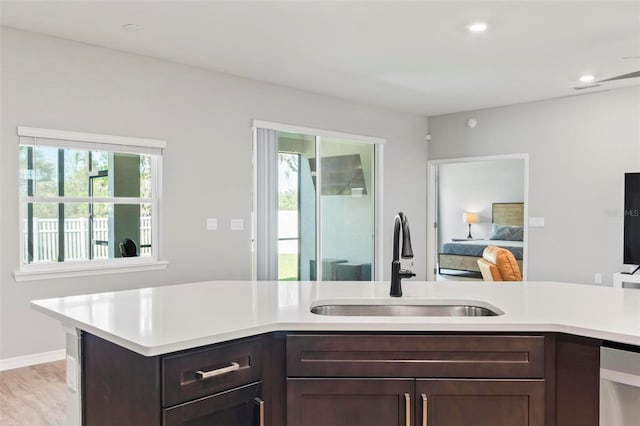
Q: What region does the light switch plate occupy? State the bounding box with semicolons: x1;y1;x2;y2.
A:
230;219;244;231
207;218;218;230
529;217;545;227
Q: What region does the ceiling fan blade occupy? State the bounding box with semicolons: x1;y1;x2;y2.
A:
598;71;640;83
573;84;601;91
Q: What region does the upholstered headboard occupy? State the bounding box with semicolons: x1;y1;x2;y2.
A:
492;203;524;226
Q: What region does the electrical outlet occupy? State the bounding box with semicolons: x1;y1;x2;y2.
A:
66;355;77;392
206;218;217;230
594;273;602;284
230;219;244;231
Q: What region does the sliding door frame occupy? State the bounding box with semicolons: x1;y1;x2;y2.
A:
252;120;385;281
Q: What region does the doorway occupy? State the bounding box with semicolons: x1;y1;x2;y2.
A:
426;155;529;281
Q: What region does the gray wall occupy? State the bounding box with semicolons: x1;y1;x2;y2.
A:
437;159;524;247
0;28;428;359
429;87;640;285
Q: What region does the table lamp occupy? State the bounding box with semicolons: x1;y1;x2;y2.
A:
463;212;478;239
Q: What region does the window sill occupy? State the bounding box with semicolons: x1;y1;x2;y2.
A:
14;259;169;282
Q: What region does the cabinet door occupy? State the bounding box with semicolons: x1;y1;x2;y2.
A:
287;378;414;426
163;382;263;426
416;379;544;426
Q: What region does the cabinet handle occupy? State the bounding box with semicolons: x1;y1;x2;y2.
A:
421;393;428;426
254;397;265;426
195;362;240;379
404;393;410;426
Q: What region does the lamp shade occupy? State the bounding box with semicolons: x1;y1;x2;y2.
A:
463;212;478;225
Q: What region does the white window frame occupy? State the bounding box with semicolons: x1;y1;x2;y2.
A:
14;126;167;281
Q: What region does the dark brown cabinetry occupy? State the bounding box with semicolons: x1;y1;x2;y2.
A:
162;337;265;425
286;378;545;426
416;379;545;426
81;331;601;426
162;337;263;407
286;334;545;378
82;333;268;426
287;379;414;426
164;382;263;426
286;334;548;426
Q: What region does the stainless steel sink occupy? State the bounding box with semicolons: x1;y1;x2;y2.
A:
310;304;503;317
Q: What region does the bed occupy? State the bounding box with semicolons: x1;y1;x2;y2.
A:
438;203;524;277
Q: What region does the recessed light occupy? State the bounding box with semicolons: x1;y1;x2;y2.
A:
122;24;142;32
579;74;595;83
468;22;488;33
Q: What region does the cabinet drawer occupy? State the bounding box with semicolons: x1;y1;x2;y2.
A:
163;382;263;426
163;337;263;406
287;334;544;378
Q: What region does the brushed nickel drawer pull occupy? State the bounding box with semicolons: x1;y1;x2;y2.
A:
404;393;410;426
254;397;265;426
421;393;428;426
195;362;240;379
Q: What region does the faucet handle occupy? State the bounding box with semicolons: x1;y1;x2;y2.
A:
399;269;416;279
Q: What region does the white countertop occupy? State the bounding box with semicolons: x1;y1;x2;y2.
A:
31;280;640;356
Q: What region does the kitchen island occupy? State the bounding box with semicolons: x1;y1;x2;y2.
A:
32;280;640;426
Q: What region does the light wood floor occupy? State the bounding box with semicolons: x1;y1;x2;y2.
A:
0;361;66;426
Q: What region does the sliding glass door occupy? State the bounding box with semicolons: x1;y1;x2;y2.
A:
255;124;380;282
318;138;375;281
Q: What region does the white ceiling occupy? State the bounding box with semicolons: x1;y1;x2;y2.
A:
2;1;640;116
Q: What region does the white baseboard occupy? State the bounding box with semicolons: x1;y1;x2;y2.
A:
601;368;640;388
0;349;66;371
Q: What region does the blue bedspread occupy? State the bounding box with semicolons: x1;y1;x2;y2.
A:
441;240;523;260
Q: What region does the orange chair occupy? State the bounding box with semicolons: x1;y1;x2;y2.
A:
477;245;522;281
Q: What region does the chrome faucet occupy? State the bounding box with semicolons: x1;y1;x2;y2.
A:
390;212;415;297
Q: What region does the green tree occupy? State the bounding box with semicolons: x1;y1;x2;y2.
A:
279;189;298;210
21;148;150;220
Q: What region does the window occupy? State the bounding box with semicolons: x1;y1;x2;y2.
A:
16;127;166;280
